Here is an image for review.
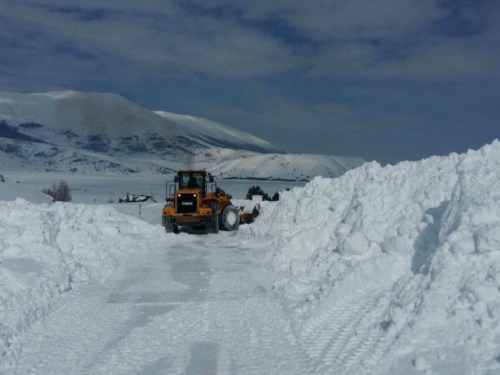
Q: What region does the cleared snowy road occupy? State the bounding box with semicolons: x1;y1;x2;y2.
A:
5;234;311;375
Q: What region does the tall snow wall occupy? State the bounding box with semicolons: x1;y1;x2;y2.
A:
248;140;500;374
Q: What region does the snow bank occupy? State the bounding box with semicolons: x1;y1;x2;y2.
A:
0;200;164;357
248;140;500;373
250;147;460;274
0;176;52;204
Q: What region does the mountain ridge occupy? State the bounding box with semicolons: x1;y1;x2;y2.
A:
0;91;364;180
155;111;284;154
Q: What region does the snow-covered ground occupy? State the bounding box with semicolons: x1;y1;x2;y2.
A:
1;141;500;374
0;200;312;374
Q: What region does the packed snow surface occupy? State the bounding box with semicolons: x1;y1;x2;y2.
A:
0;203;312;374
246;140;500;374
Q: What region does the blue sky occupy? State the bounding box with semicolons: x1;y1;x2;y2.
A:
0;0;499;164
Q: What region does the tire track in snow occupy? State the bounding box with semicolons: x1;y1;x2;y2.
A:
299;281;393;373
0;268;26;291
295;256;431;374
363;273;432;373
327;288;394;374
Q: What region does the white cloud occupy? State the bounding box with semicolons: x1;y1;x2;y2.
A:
176;0;500;81
1;0;498;84
241;0;442;40
308;35;500;81
0;0;295;81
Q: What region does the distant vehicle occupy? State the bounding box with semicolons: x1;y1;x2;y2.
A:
162;169;260;234
119;194;157;203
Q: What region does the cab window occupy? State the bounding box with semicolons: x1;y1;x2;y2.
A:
179;173;204;189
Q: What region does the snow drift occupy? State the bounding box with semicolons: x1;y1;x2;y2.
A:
0;175;52;204
248;140;500;374
0;200;164;358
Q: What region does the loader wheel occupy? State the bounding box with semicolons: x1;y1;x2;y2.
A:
220;205;240;231
205;203;219;234
163;218;178;234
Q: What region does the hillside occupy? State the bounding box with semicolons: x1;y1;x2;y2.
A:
0;91;280;156
210;153;365;181
155;111;283;153
0;91;364;180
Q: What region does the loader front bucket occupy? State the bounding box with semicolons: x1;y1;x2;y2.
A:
240;201;261;224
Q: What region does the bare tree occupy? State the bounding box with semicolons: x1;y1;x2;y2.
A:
42;180;72;202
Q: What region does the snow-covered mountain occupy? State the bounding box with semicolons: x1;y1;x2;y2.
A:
155;111;283;153
0;91;363;179
211;153;365;181
0;91;279;155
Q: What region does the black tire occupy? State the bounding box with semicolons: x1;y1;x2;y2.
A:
163;218;178;234
205;203;219;234
220;205;240;231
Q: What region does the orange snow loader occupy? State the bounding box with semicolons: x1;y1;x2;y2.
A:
161;169;260;234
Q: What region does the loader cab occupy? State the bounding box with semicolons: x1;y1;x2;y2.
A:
169;170;216;199
177;171;206;196
166;169;217;207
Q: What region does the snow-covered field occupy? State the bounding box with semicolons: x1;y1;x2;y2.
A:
4;171;305;204
1;141;500;374
0;176;52;204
